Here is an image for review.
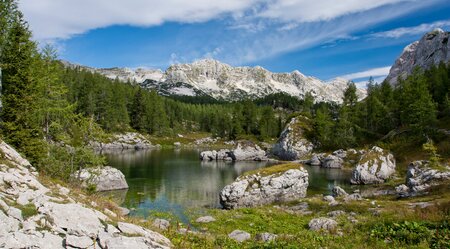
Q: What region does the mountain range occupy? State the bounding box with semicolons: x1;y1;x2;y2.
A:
63;29;450;103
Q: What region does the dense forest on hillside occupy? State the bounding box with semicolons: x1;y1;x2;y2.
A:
1;0;450;180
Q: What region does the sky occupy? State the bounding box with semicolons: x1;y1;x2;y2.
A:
19;0;450;86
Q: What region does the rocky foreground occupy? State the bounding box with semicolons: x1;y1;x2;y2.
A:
0;141;172;249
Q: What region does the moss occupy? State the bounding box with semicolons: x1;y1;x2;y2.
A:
19;203;38;219
242;163;302;177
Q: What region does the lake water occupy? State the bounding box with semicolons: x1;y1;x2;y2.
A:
103;148;352;222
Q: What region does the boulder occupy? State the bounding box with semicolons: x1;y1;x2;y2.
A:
117;222;172;247
332;186;348;197
306;154;323;166
272;117;314;160
322;155;344;169
75;166;128;192
308;218;338;232
397;160;450;197
228;230;251;242
220;164;308;209
200;150;218;161
255;232;278;242
351;146;396;185
229;142;267;161
153;218;170;231
195;216;216;223
65;235;94;248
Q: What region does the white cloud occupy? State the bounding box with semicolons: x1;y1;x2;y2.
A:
370;19;450;38
340;66;391;80
20;0;420;41
354;76;388;88
19;0;258;40
259;0;413;23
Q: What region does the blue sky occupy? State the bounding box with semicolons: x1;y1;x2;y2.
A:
19;0;450;85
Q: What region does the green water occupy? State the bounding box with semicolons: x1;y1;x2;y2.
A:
104;148;352;221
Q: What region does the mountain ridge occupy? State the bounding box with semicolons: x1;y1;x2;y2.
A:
62;58;366;103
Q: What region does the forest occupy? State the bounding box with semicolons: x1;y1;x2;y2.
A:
1;0;450;181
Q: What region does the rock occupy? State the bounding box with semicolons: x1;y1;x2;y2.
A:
351;146;396;185
174;142;181;147
75;166;129;191
398;160;450;196
306;154;323;166
228;229;251;242
322;155;344;169
272;117;314;160
327;210;346;217
153;218;170;230
7;206;23;221
195;137;217;145
91;132;154;151
217;149;232;160
100;235;170;249
344;193;363;202
2;231;64;249
117;222;172;247
38;202;106;237
255;232;278;242
0;209;20;235
0;141;32;167
332;149;347;159
104;208;117;218
118;207;130;216
220;165;308;209
323;195;335;203
65;235;94;248
229;141;267;161
195;216;216;223
200;150;218;161
332;186;348;197
309;218;338;232
59;186;70;196
386;29;450;85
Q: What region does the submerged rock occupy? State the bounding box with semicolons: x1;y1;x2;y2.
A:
351;146;396;185
219;164;308;209
75;166;128;192
272;117;314;160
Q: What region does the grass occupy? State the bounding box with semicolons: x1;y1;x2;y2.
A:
241;163;302;177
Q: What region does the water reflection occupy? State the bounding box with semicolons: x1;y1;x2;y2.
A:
104;149;353;220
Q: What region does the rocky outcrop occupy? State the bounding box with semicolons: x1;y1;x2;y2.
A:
272;117;314;161
0;141;172;249
75;166;129;191
351;146;396;185
386;29;450;85
91;132;155;151
219;164;308;209
200;141;267;161
396;160;450;197
306;149;362;168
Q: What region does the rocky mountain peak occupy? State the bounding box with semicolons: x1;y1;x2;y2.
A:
386;29;450;85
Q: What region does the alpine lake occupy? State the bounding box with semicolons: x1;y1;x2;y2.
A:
101;148;353;224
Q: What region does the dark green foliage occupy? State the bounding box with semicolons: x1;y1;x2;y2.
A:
370;221;432;245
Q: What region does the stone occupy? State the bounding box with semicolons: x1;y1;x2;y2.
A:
228;229;251;242
118;206;130;216
38;202;106;237
0;209;20;235
229;141;267;161
255;232;278;242
332;186;348;197
174;142;181;147
323;195;335;203
195;216;216;223
91;132;154;151
327;210;346;217
322;155;344;169
344;193;363;202
351;146;396;185
153;218;170;230
200;150;217;161
104;208;117;218
220;166;308;209
117;222;172;247
306;154;323;166
65;235;94;248
308;218;338;232
405;160;450;193
101;235;170;249
74;166;129;191
332;149;347;159
7;206;23;221
59;187;70;196
272;117;314;160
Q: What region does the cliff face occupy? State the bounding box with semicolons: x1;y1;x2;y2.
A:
386;29;450;85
